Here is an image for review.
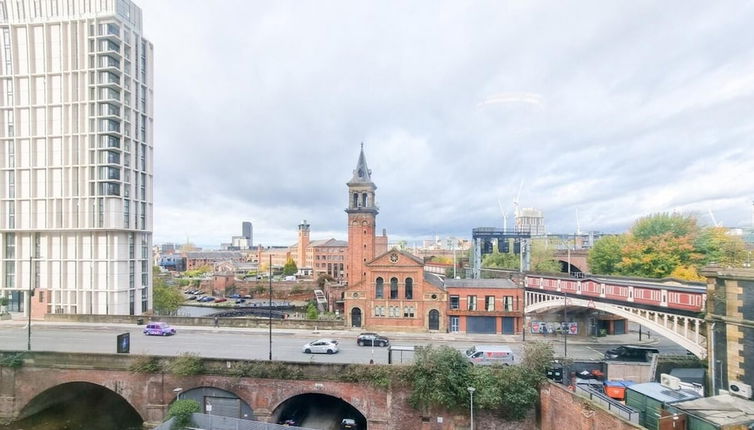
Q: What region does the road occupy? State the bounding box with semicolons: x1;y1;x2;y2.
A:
0;322;688;364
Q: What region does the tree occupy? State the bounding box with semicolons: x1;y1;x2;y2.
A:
617;214;702;278
283;258;298;276
153;277;184;315
695;227;748;267
521;341;554;376
588;235;630;275
482;250;519;271
306;302;318;320
530;240;561;273
167;399;200;430
407;345;472;411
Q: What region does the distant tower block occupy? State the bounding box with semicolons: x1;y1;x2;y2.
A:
516;208;546;236
242;221;253;247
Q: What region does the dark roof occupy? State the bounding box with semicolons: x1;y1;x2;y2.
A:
309;239;348;247
347;143;374;185
445;279;518;288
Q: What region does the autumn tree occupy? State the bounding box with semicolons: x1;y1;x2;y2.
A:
695;227;748;267
283;257;298;276
588;213;748;279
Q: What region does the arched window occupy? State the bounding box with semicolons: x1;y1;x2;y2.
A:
405;277;413;299
375;277;384;298
390;277;398;299
362;192;368;207
352;193;358;208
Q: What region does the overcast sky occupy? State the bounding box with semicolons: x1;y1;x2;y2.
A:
140;1;754;248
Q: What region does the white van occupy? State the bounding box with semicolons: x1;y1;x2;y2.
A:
465;345;514;366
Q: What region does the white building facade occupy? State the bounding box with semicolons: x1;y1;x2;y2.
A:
0;0;153;316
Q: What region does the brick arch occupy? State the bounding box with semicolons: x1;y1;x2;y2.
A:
269;390;368;424
16;379;143;423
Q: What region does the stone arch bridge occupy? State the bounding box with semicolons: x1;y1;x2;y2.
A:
0;351;446;429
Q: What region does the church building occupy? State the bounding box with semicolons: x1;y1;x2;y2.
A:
343;146;448;332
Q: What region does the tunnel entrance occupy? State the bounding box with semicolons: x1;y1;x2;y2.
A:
272;393;367;429
13;382;142;430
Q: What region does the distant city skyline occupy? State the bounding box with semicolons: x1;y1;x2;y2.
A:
141;1;754;247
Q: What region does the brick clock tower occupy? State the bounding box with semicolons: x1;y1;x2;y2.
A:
346;144;378;287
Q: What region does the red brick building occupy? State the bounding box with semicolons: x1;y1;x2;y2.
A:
445;279;524;334
343;146;448;332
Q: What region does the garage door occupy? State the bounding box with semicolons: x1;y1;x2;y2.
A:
204;396;240;418
467;316;496;334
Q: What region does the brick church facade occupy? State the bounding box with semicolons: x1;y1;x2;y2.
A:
343;146;448;332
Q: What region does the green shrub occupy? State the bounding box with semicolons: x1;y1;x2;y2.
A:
167;399;200;430
0;352;24;368
338;364;394;388
129;355;162;373
169;353;204;376
228;361;304;380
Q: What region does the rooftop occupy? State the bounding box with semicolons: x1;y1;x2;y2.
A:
671;394;754;426
445;278;518;288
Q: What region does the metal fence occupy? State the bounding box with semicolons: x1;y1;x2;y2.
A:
575;385;640;424
153;414;318;430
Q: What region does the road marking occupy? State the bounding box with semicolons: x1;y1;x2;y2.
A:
586;347;603;359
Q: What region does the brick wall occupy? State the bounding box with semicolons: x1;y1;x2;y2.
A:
539;382;642;430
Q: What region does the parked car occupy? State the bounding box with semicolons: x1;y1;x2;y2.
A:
604;345;659;361
143;322;176;336
235;299;246;304
465;345;514;366
302;339;339;354
198;296;215;302
356;332;389;347
228;294;241;299
215;298;227;303
341;418;357;429
186;295;197;301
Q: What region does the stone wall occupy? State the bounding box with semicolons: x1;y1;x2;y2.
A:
43;313;345;330
539;382;642;430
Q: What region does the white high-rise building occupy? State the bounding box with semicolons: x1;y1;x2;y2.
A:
0;0;153;316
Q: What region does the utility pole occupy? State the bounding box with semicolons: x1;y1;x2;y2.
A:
268;255;272;361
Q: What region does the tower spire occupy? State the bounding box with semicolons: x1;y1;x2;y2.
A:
349;143;373;185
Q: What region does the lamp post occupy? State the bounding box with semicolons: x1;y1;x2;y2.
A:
27;256;33;351
268;255;272;361
467;386;475;430
172;387;183;401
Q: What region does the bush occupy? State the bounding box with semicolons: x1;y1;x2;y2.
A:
0;352;24;368
306;303;318;320
167;399;200;430
228;361;304;380
339;364;395;388
169;353;204;376
129;355;162;373
405;345;472;411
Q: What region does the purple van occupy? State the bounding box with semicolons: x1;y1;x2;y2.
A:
143;322;176;336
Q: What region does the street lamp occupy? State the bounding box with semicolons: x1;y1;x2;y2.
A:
268;255;273;361
172;387;183;401
467;386;475;430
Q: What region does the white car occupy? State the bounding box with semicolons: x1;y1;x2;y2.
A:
303;339;339;354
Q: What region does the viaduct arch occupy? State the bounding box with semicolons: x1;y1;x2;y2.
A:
0;352;417;429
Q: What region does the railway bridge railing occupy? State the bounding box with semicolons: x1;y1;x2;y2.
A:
525;291;707;358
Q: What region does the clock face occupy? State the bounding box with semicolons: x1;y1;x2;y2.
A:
389;253;399;263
